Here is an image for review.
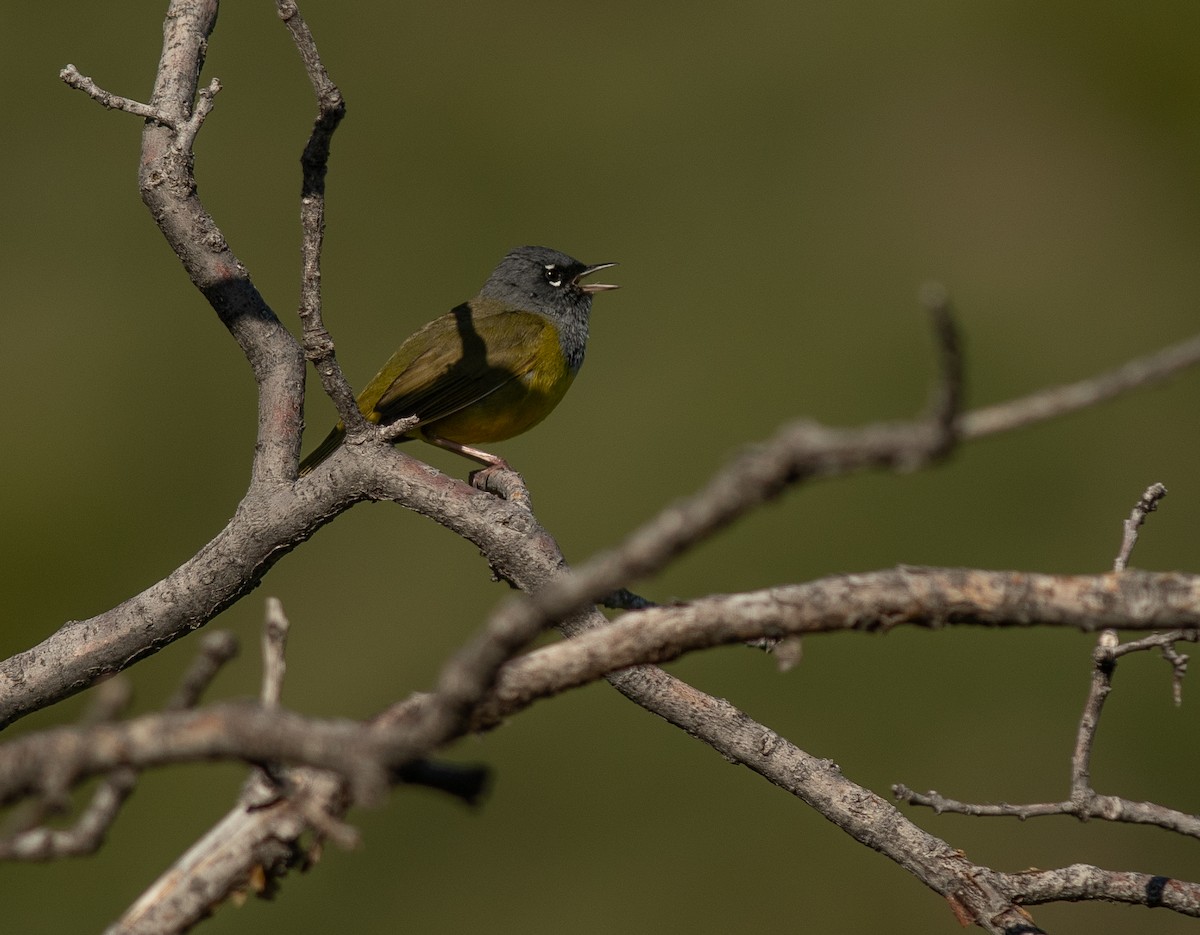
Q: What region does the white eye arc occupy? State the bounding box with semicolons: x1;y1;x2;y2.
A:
544;265;564;287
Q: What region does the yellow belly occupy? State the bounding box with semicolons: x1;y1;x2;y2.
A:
421;367;577;444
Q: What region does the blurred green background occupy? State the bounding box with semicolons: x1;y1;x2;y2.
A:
4;1;1200;932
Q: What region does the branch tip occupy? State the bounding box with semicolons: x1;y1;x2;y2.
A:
60;64;175;127
1113;482;1168;571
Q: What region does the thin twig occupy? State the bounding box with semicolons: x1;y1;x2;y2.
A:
1111;629;1196;658
0;679;135;861
1113;482;1168;571
892;783;1200;836
261;599;290;709
59;65;175;126
1069;629;1119;801
919;281;964;451
164;630;238;711
0;769;138;861
1159;640;1191;706
174;78;221;154
250;598;294;804
378;415;421;444
277;0;362;437
961;333;1200;439
1111;629;1194;704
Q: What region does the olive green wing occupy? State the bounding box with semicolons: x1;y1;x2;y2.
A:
363;302;547;427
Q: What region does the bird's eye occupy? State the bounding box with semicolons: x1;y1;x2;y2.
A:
544;265;563;287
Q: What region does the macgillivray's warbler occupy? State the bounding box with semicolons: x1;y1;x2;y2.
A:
299;245;618;476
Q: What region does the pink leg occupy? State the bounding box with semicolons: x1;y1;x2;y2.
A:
424;434;511;470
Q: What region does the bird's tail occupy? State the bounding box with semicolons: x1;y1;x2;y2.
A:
298;423;346;476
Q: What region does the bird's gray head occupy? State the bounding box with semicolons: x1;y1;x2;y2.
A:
479;246;618;323
478;246;618;371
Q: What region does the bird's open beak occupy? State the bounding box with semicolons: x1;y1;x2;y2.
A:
576;262;619;294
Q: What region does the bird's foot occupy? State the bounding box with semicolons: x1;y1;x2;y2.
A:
470;462;530;505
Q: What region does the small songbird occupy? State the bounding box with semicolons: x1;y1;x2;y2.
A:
299;245;618;476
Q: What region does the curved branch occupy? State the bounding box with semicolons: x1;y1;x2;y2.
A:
136;0;307;484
